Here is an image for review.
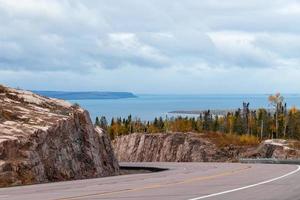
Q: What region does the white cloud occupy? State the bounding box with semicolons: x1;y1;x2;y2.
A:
0;0;299;92
277;2;300;15
95;33;170;68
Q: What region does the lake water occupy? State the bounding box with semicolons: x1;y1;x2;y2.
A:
70;94;300;122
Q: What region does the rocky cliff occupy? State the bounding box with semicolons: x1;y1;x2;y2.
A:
112;132;250;162
113;133;300;162
0;85;119;187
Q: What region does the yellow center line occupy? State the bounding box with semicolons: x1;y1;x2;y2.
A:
56;165;252;200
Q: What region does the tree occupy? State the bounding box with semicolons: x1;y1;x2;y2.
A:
248;110;257;136
287;107;300;139
164;115;170;133
95;116;108;131
282;103;288;137
233;109;244;134
212;115;219;132
242;102;250;134
99;116;108;130
225;112;235;134
268;93;285;138
158;117;164;131
257;109;268;139
203;110;212;131
95;117;100;126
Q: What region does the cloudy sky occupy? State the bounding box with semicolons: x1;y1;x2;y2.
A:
0;0;300;94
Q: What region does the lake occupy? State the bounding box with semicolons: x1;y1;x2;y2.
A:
70;94;300;122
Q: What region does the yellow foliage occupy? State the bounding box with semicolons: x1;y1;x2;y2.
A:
201;132;260;148
169;119;193;133
290;106;298;115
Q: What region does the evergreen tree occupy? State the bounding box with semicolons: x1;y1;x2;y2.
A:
234;109;244;134
203;110;212;131
99;116;108;130
95;116;100;126
212;115;219;132
242;102;250;134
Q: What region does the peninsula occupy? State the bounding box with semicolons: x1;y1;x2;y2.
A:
33;91;137;100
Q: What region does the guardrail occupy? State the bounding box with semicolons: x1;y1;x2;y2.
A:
240;158;300;165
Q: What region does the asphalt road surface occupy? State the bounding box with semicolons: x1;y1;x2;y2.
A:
0;162;299;200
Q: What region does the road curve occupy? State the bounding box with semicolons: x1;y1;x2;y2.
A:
0;162;299;200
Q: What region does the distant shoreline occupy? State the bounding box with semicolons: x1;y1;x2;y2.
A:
169;109;275;116
33;91;138;100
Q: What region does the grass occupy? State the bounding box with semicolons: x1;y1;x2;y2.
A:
200;132;260;148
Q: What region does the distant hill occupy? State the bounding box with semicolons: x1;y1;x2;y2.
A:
33;91;137;100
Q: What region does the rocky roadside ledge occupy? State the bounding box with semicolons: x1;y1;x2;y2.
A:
112;132;250;162
0;85;119;187
112;133;300;162
249;139;300;159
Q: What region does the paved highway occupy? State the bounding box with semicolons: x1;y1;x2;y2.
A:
0;162;299;200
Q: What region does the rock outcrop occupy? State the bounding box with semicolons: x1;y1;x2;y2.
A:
0;85;119;187
113;133;300;163
112;132;248;162
247;139;300;159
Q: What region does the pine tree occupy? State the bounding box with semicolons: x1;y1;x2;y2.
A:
95;117;100;126
99;116;108;130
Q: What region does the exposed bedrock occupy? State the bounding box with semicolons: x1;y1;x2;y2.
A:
0;85;119;187
112;133;300;162
112;133;248;162
248;139;300;159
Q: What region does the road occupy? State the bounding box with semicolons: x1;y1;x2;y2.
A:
0;162;299;200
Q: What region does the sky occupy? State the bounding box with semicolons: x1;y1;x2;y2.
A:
0;0;300;94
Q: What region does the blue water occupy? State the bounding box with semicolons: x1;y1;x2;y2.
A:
70;94;300;122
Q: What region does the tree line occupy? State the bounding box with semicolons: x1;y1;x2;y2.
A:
95;93;300;140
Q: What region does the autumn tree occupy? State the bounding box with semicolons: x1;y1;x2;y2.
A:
287;107;300;139
268;93;285;138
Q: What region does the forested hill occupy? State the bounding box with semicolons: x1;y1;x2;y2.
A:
33;91;137;100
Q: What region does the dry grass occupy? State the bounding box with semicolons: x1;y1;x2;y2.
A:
200;132;260;148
